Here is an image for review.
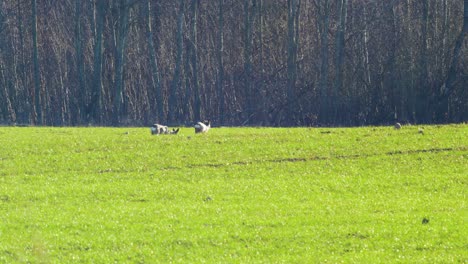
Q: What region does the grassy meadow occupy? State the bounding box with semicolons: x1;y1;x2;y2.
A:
0;124;466;263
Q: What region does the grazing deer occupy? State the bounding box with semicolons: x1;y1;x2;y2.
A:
194;120;211;133
169;128;180;134
151;124;180;135
150;124;168;135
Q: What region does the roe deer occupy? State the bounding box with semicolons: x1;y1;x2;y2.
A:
169;128;180;134
151;124;180;135
150;124;169;135
194;120;211;133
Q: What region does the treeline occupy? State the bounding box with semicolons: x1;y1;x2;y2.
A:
0;0;466;127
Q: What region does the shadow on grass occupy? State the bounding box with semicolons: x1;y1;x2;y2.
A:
186;146;467;169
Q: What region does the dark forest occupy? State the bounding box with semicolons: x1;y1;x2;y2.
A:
0;0;466;126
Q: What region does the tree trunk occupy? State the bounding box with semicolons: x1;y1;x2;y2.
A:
217;0;225;124
362;4;371;88
0;59;16;124
257;0;268;125
415;0;430;123
113;0;131;125
75;0;85;124
437;0;467;114
442;0;449;70
443;0;467;97
17;0;29;123
319;0;330;124
169;0;185;123
0;0;15;123
404;0;416;122
361;3;374;123
384;1;397;122
32;0;42;124
287;0;298;125
145;0;164;122
333;0;347;123
243;0;254;124
90;0;106;124
184;43;192;121
190;0;201;122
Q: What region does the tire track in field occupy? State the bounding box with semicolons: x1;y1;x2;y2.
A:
187;146;468;169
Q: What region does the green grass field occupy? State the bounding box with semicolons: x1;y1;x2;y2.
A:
0;124;466;263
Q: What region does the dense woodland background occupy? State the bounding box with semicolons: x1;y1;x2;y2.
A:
0;0;466;127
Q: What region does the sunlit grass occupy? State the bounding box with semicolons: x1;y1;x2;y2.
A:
0;124;466;263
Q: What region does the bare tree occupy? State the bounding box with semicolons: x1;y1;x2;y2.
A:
16;0;29;123
32;0;41;124
217;0;225;124
416;0;430;123
113;0;132;125
145;0;164;122
287;0;300;125
440;0;467;100
0;4;16;124
318;0;330;123
169;0;185;123
190;0;201;122
333;0;347;122
243;0;255;124
75;0;85;124
89;0;106;124
435;0;467;120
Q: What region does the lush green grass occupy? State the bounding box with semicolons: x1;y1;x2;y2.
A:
0;124;466;263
